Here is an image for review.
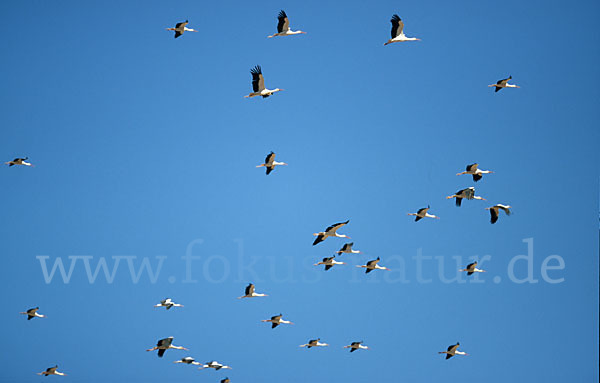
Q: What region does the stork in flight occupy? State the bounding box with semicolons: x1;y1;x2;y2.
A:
489;75;519;92
408;206;439;221
336;242;361;255
256;151;287;175
5;157;33;167
37;365;66;376
460;261;486;275
199;361;232;370
154;298;183;310
357;257;389;273
245;65;283;98
384;14;420;45
238;283;268;298
146;337;188;357
313;220;350;246
262;313;294;328
456;163;493;182
314;256;345;271
174;357;201;365
268;10;306;38
486;204;511;224
446;187;485;207
20;307;45;320
166;20;198;38
344;341;369;352
300;338;329;348
438;342;468;359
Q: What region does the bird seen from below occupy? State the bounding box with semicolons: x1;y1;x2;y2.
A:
268;10;306;38
408;206;439;221
245;66;283;98
446;187;486;206
486;204;512;224
384;14;420;45
165;20;198;38
313;220;350;245
256;151;287;175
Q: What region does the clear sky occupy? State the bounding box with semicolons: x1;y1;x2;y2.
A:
1;0;598;382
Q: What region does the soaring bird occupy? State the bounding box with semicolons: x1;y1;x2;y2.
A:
408;206;440;221
20;307;45;320
456;163;493;182
299;338;329;348
460;261;486;275
256;151;287;175
245;66;283;98
357;257;389;273
37;365;66;376
261;313;294;328
268;10;306;38
313;220;350;246
489;75;519;92
198;361;232;370
384;14;420;45
344;341;369;352
438;342;468;359
446;187;485;207
314;256;345;271
166;20;198;38
154;298;183;310
146;337;188;357
237;283;268;298
336;242;361;255
5;157;33;167
174;357;201;365
486;204;511;224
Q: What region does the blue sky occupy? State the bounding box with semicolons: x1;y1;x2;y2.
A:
1;0;598;381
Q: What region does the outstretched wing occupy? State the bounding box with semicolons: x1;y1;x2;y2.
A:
277;10;290;33
390;14;404;38
250;65;265;92
265;151;275;165
175;21;188;29
245;283;255;296
325;220;349;233
313;233;325;246
473;174;483;182
490;208;499;224
466;163;478;172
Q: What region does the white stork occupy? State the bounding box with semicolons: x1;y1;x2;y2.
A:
300;338;329;348
408;206;439;221
37;365;66;376
238;283;268;298
314;256;345;271
20;307;45;320
357;257;389;273
154;298;183;310
313;220;350;246
446;187;485;207
336;242;361;255
256;151;287;175
146;337;188;357
489;75;519;92
199;361;232;370
5;157;33;167
384;14;420;45
456;163;493;182
344;341;369;352
166;20;198;38
460;261;486;275
486;204;511;224
268;10;306;38
438;342;468;359
244;65;283;98
174;357;201;365
261;313;294;328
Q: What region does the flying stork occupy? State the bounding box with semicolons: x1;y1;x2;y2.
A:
384;14;420;45
166;20;198;38
408;206;439;221
244;65;283;98
314;256;345;271
456;163;493;182
256;151;287;175
357;257;389;273
5;157;33;167
174;357;201;365
446;187;485;207
344;341;369;352
198;361;232;370
313;220;350;246
486;204;511;224
37;365;66;376
460;261;486;275
336;242;361;255
438;342;468;359
238;283;268;298
261;313;294;328
268;10;306;38
489;75;519;92
20;307;45;320
300;338;329;348
146;337;188;357
154;298;183;310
